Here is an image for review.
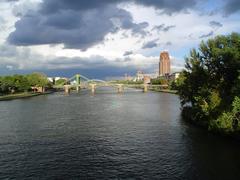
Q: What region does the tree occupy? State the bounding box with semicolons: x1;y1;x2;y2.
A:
0;76;16;93
0;72;50;95
151;77;168;85
12;74;31;92
55;78;67;86
27;72;49;87
176;33;240;133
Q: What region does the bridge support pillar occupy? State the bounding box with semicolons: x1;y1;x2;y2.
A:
117;84;123;93
90;84;96;94
64;85;71;95
76;86;81;92
143;84;148;93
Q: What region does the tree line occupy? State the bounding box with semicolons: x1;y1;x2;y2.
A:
175;33;240;135
0;72;50;95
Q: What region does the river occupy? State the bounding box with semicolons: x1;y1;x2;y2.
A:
0;88;239;179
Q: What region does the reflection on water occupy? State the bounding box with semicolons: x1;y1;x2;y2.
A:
0;88;239;179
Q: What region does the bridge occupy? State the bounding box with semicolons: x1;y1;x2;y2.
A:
55;74;168;94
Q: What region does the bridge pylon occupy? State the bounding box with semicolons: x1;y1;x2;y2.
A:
75;74;81;92
143;84;148;93
76;74;81;85
117;84;123;93
90;84;96;94
76;86;81;92
64;85;71;95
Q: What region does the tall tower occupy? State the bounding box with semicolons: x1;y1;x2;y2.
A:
159;51;171;76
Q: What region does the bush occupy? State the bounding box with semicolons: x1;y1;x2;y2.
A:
209;96;240;133
151;77;168;85
209;112;234;133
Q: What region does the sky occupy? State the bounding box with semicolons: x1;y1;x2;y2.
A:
0;0;239;79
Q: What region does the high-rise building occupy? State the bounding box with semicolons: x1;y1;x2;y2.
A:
159;51;171;76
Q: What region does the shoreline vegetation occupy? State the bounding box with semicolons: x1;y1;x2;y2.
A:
175;33;240;139
0;91;53;101
149;88;177;94
0;72;52;101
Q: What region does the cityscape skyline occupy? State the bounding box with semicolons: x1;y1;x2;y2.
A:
0;0;239;79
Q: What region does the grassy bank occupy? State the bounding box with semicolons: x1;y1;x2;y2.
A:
0;91;52;101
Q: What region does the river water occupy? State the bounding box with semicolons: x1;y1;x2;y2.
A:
0;88;239;179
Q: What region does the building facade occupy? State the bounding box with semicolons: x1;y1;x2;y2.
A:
143;76;151;84
159;51;171;76
136;70;144;81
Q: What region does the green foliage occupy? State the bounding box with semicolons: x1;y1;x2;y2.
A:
55;78;67;85
27;72;49;87
209;96;240;133
0;76;15;93
232;96;240;115
13;75;31;92
209;112;234;133
150;77;168;85
176;33;240;134
169;79;176;90
0;72;49;95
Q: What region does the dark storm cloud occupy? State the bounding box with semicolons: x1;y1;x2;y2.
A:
40;0;196;14
224;0;240;15
209;21;223;28
8;0;197;50
8;1;150;50
152;24;176;33
39;0;125;14
142;39;159;49
8;5;149;50
199;31;214;38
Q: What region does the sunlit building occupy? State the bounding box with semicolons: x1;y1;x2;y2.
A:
159;51;171;76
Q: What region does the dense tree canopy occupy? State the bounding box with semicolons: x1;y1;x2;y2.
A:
176;33;240;134
0;72;50;95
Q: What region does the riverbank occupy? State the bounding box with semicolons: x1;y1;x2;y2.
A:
0;91;53;101
149;88;177;94
181;106;240;141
